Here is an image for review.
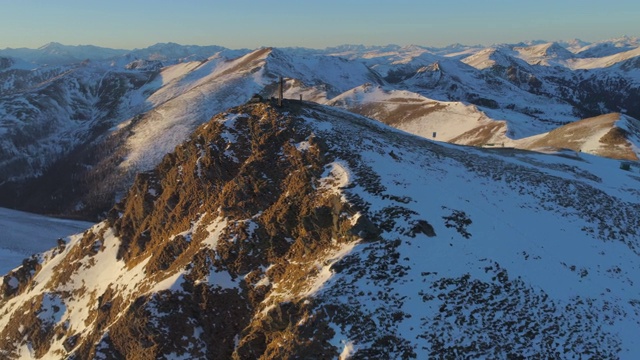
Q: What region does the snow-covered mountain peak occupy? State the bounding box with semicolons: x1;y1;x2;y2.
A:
514;42;575;66
124;43;230;64
461;46;517;70
112;45;379;178
559;38;591;53
327;85;506;146
574;37;639;58
398;44;428;53
607;35;640;47
37;42;65;52
569;46;640;70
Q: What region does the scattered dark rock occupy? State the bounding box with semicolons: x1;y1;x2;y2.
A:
409;219;436;237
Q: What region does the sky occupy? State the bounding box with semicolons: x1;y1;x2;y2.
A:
0;0;639;50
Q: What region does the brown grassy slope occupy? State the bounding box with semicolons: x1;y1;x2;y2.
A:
448;121;508;146
520;113;638;160
330;89;508;146
362;100;448;126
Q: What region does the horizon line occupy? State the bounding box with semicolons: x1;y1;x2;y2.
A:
2;34;640;52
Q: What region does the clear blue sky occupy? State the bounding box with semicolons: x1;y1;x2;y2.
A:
1;0;638;49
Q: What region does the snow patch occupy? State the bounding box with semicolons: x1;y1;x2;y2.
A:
319;161;352;198
204;269;238;290
303;241;360;298
151;272;186;293
37;293;66;325
295;140;311;151
201;216;229;249
339;340;357;360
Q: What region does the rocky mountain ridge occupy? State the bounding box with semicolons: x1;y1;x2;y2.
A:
1;39;639;220
1;101;639;359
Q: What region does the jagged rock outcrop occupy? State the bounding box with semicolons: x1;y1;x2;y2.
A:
0;102;371;359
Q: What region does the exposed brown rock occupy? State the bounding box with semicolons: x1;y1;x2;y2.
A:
0;102;379;359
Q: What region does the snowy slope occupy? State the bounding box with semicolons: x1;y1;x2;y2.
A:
513;42;576;66
0;61;160;181
327;84;508;145
332;50;577;140
332;85;640;159
1;102;639;358
116;49;264;171
460;45;518;70
303;105;640;358
568;47;640;70
0;207;93;275
118;47;380;172
574;36;640;58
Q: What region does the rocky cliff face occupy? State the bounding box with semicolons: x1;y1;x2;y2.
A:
2;101;640;359
0;102;367;359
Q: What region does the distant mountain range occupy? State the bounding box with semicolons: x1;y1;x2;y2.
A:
0;42;239;66
1;38;639;220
